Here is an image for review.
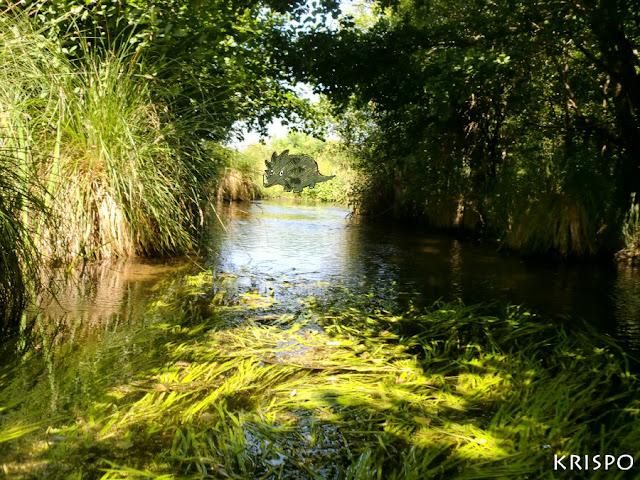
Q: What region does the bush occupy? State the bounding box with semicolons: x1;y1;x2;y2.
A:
0;13;217;264
239;132;355;204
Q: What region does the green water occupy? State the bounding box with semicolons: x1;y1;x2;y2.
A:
210;200;639;349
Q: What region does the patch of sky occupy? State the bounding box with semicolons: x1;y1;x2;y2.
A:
226;83;322;150
226;0;374;151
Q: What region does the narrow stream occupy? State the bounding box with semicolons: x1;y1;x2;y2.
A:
3;198;640;358
209;200;640;352
2;199;640;477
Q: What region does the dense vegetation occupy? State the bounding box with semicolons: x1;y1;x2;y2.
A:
1;272;638;478
0;1;334;326
4;0;640;324
215;132;354;203
1;3;640;476
285;0;640;256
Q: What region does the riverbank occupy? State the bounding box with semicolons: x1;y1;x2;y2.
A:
0;12;223;328
1;270;638;479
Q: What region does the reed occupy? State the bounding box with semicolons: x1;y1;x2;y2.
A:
504;192;600;256
0;15;56;326
0;12;218;268
0;152;43;326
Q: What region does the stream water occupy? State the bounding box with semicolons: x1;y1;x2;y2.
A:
3;198;640;360
209;200;640;352
2;198;640;476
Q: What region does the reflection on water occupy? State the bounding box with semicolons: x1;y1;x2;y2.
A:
209;200;352;283
210;200;640;351
0;259;193;359
2;198;640;473
4;199;640;354
38;260;191;318
613;264;640;350
0;259;196;430
2;199;638;477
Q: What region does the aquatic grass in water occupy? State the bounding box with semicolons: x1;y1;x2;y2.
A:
0;274;639;478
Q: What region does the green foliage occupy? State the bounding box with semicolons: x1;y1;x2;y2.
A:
0;13;219;263
0;0;343;321
286;0;640;256
0;153;43;326
618;193;640;259
211;145;263;202
14;0;338;138
623;202;640;252
0;15;60;326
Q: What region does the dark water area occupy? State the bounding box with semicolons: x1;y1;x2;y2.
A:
2;198;640;477
3;198;640;358
209;200;640;353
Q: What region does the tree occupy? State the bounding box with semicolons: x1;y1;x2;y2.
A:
284;0;640;254
13;0;340;140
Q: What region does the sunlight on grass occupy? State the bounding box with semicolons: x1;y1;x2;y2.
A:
1;274;639;478
0;12;219;267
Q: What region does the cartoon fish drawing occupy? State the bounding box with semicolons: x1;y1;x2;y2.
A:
263;150;336;193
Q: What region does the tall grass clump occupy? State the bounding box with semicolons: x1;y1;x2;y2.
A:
616;193;640;262
0;152;43;326
505;192;600;256
212;145;263;202
0;17;56;325
0;13;218;266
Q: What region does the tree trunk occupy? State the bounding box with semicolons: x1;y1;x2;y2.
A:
582;0;640;206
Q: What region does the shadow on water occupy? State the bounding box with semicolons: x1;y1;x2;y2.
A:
209;200;640;351
1;199;640;478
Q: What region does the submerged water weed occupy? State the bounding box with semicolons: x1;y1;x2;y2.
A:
0;275;639;479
